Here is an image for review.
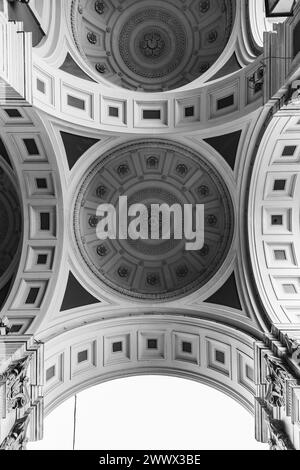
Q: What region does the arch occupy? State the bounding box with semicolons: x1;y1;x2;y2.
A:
43;315;258;417
0;107;65;335
248;104;300;327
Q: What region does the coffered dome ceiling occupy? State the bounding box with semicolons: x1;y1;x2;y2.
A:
73;0;235;92
73;140;234;301
0;162;22;286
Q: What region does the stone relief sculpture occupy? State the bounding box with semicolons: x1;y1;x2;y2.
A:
0;415;30;450
267;417;294;451
0;356;31;412
264;355;290;408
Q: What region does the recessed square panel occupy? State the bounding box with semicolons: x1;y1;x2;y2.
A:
209;82;239;118
5;108;22;118
67;95;86;111
36;178;48;189
184;106;195;118
11;279;48;310
237;351;255;393
264;172;296;200
147;339;158;350
283;284;297;294
112;341;123;353
206;338;231;377
37;254;48;265
215;350;225;364
24;171;55;197
29;206;57;239
36;78;46;94
45;353;64;392
217;94;234;110
46;365;56;382
23;138;39;156
264;242;297;268
104;334;131;366
182;341;192;354
77;350;88;363
271;215;283;225
138;331;166;361
101;97;127;126
273;179;286;191
271;141;300;164
6;318;34;335
109;106;119;117
143;109;161;120
282;145;297;157
25;246;55;272
10;133;48;163
272;276;300;300
263;207;292;234
172;332;200;365
34;68;54;106
134;100;168;128
175;97;201;126
25;287;40;305
71;340;97;377
62;84;93;119
9;324;23;334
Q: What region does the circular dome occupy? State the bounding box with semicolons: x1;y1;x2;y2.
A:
73;140;234;301
0;162;22;286
73;0;234;92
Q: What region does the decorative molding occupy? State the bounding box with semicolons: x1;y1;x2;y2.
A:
73;139;234;302
71;0;234;92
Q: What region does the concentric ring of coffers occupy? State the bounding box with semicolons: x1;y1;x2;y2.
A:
73;0;235;92
73;140;234;301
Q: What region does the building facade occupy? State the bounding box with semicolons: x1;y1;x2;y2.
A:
0;0;300;450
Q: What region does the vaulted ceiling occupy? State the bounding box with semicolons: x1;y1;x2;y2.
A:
73;0;235;91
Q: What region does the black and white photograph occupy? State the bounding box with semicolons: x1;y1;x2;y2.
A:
0;0;299;457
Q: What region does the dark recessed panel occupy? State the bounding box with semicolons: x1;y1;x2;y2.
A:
60;132;100;170
204;130;242;171
59;53;96;82
207;53;241;82
205;272;242;311
60;272;101;311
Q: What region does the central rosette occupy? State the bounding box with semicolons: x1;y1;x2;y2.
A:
74;141;234;301
118;7;187;80
140;31;166;58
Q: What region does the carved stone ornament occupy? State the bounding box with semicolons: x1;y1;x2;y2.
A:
0;316;11;335
264;354;290;408
283;334;300;367
0;415;30;450
0;356;31;412
267;417;294;450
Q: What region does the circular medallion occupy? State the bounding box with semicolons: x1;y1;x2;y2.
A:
74;0;234;92
118;8;187;80
74;140;234;301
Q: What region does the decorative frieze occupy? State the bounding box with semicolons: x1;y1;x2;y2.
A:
255;336;300;449
0;336;44;450
264;355;291;408
0;356;32;416
267;416;294;450
0;414;30;450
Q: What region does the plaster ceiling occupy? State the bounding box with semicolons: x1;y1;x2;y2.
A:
0;162;22;286
73;140;234;301
73;0;235;92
